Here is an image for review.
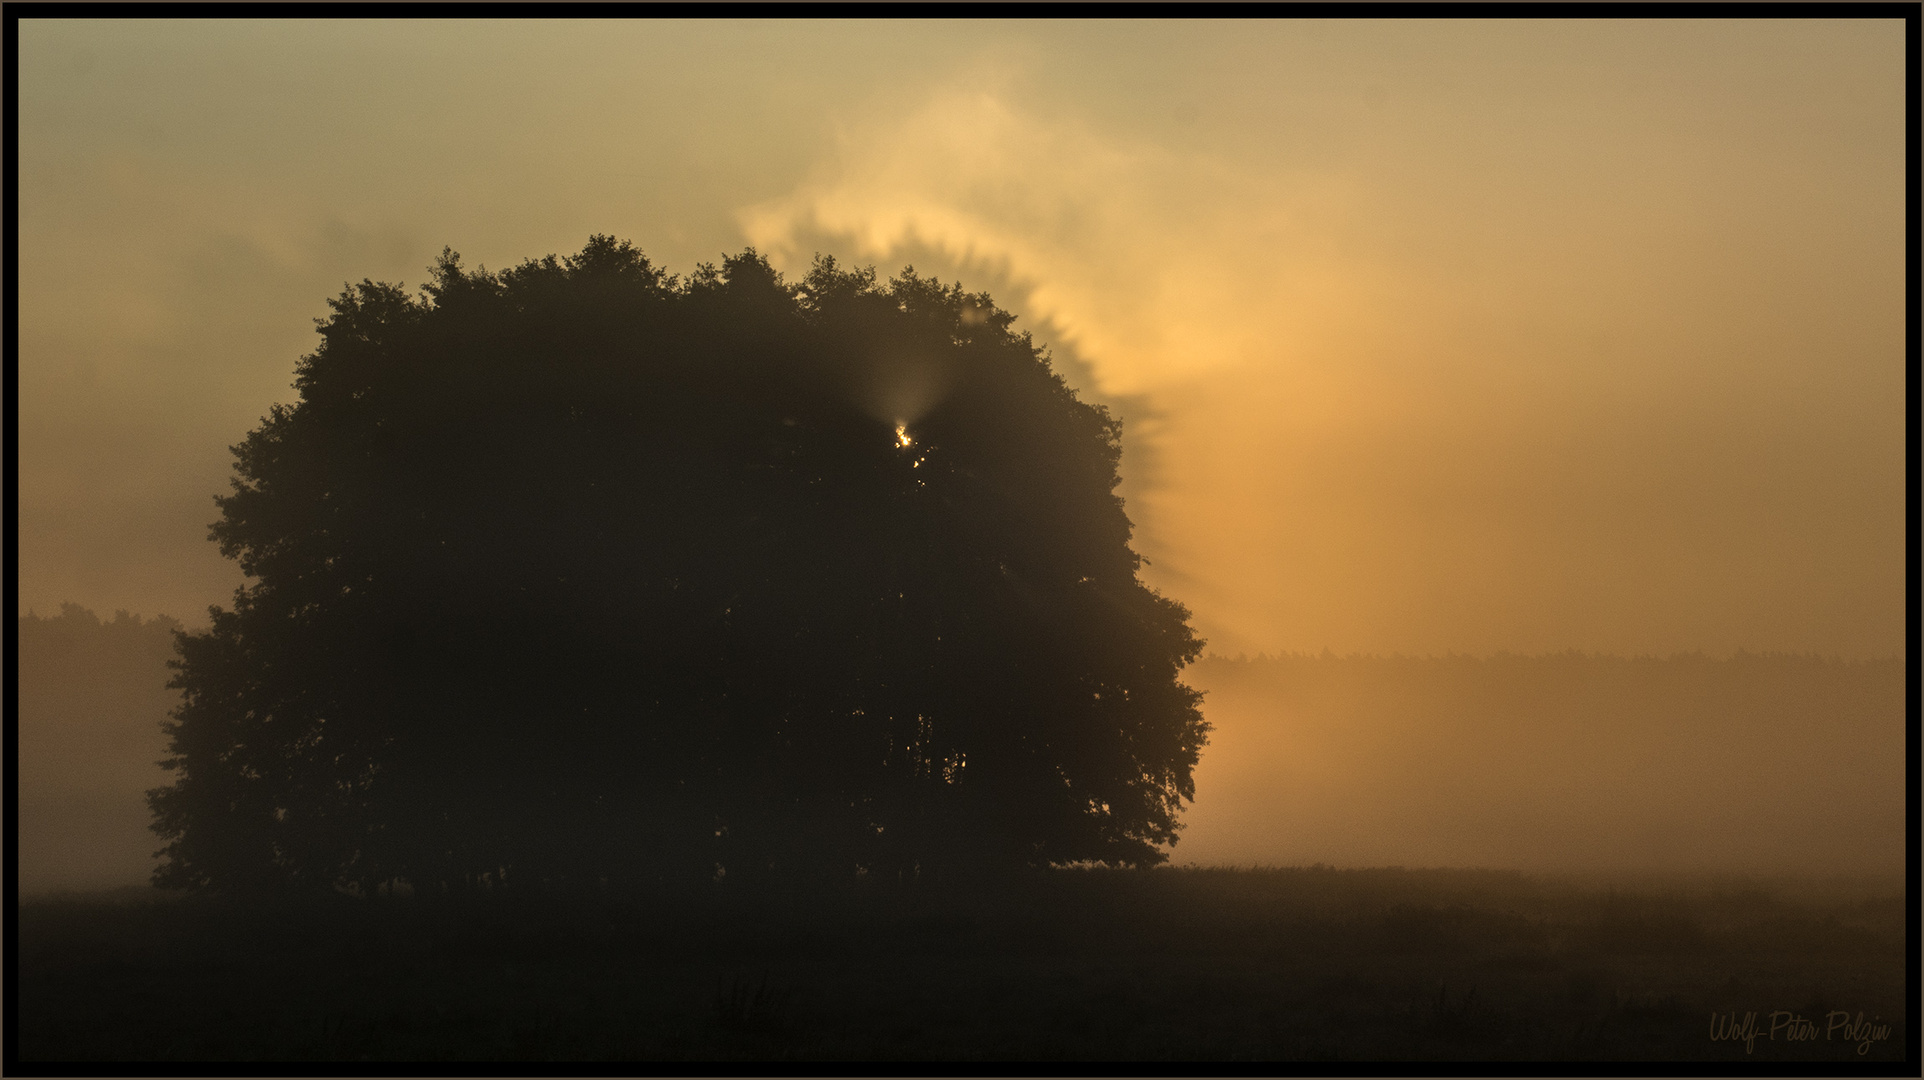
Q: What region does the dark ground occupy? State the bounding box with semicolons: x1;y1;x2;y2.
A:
13;866;1911;1065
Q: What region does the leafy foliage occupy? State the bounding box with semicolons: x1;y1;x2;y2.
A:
153;237;1207;895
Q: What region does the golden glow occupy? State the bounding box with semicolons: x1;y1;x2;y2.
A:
740;26;1902;661
20;21;1899;660
14;22;1903;881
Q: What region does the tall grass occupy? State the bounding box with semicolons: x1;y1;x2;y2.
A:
16;865;1906;1063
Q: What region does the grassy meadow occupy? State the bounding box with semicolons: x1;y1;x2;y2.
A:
14;865;1909;1065
17;619;1909;1065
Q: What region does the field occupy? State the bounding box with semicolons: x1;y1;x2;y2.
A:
13;866;1910;1065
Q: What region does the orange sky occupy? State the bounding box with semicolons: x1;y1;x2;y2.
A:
19;19;1906;659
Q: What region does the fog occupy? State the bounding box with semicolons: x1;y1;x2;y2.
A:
16;20;1906;885
17;607;179;893
20;606;1903;892
1180;653;1903;877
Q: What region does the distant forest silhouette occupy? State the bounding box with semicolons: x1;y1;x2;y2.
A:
18;605;180;892
19;601;1902;893
147;237;1209;897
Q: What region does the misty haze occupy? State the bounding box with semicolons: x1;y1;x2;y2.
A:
14;17;1908;1067
20;614;1904;894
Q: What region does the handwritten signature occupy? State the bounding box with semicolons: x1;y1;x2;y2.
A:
1709;1010;1892;1055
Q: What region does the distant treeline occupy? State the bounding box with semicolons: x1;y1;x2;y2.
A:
16;610;1906;891
1178;651;1905;876
18;605;184;892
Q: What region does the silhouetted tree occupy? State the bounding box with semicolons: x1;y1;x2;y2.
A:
153;236;1207;896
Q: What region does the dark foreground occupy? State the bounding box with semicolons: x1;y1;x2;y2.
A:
15;867;1910;1065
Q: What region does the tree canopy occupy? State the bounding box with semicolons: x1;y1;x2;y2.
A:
151;236;1207;896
